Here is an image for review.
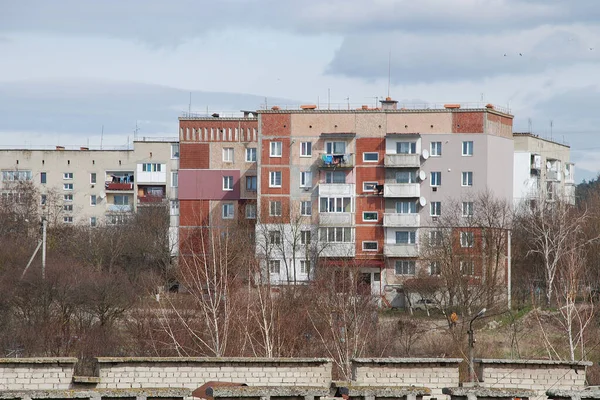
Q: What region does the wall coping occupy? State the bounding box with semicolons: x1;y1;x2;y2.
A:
211;386;329;398
0;358;78;365
475;359;593;367
0;388;190;399
96;357;332;364
345;386;431;397
546;389;600;399
352;358;463;365
443;387;536;398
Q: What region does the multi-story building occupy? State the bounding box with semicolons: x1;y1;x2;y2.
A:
0;139;180;254
252;99;515;304
513;132;575;205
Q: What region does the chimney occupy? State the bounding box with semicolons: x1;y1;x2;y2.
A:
380;97;398;110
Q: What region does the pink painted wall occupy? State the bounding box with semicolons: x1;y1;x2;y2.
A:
179;170;240;200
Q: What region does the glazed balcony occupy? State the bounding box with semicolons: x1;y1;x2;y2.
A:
384;153;420;168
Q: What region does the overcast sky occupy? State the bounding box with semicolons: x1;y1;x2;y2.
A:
1;0;600;181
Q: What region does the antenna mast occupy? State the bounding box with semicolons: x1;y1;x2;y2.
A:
387;49;392;98
100;125;104;150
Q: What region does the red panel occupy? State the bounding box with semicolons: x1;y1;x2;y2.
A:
452;112;484;133
180;143;209;169
179;170;240;200
261;113;291;136
356;137;385;166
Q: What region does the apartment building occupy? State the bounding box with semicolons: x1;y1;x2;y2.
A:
254;100;514;305
0;139;180;254
513;132;575;205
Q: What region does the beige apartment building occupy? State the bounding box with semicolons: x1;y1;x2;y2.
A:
0;138;180;254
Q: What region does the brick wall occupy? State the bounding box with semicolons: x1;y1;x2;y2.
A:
0;358;77;391
95;357;332;389
180;143;210;169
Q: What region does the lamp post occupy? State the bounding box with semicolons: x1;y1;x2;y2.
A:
468;308;486;383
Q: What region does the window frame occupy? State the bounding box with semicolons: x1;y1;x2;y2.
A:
171;172;178;188
269;200;282;217
319;196;353;213
222;147;234;163
460;231;475;248
245;203;257;219
429;230;443;246
395;260;416;275
462;141;474;156
300;142;312;157
300;260;310;274
300;230;311;245
246;175;257;191
245;147;257;162
396;201;417;214
462;201;474;217
363;152;379;162
430;261;441;275
269;230;282;245
362;211;378;222
430;171;441;187
269;260;281;274
325;141;346;155
269;171;282;188
223;176;234;191
430;201;441;217
430;141;442;157
362;241;378;251
63;216;73;224
300;171;312;188
325;171;346;184
318;227;353;243
90;195;97;206
222;203;234;219
171;143;180;159
396;170;417;184
64;194;73;202
90;172;97;184
63;172;73;180
40;172;47;184
460;260;475;276
90;217;97;227
462;171;473;187
270;141;283;157
63;183;73;191
395;230;417;244
300;200;312;216
363;181;378;192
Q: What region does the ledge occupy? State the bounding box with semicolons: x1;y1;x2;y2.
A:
546;389;600;399
443;387;536;398
72;376;101;384
352;357;463;365
96;357;332;364
475;359;593;367
341;385;431;397
211;386;329;398
0;358;78;364
0;388;191;399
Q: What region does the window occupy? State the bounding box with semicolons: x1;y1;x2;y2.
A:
269;230;282;245
460;231;474;248
300;260;310;274
363;211;378;221
270;141;282;157
462;171;473;187
462;141;474;156
170;200;180;216
90;173;97;184
64;194;73;201
396;201;417;214
245;204;257;219
430;261;441;275
430;201;441;217
63;172;73;180
319;227;353;243
301;200;312;216
171;143;180;159
431;142;442;156
40;194;47;205
90;217;97;227
142;163;162;172
460;260;475;275
429;231;443;246
63;204;73;211
171;172;178;188
222;203;234;219
269;201;282;216
63;216;73;224
90;195;97;206
269;260;281;274
363;241;378;251
301;230;311;244
40;172;47;184
325;171;346;184
431;172;441;186
363;182;378;192
320;197;352;213
395;260;416;275
300;142;312;157
2;170;32;181
269;171;282;187
223;147;234;162
462;201;474;217
246;176;257;191
223;176;234;191
396;171;417;183
300;171;312;187
363;152;379;162
246;148;257;162
114;195;129;205
397;142;417;154
325;141;346;154
63;183;73;191
396;231;416;244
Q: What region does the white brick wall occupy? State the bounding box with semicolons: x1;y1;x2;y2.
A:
0;358;77;391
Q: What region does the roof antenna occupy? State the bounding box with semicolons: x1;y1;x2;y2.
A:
387;49;392;98
550;120;553;140
188;92;192;115
100;125;104;150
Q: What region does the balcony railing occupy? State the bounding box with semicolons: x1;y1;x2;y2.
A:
384;243;418;258
106;204;133;212
138;195;166;204
318;153;354;168
383;183;420;198
319;242;356;258
319;183;355;196
105;182;134;191
319;213;354;226
383;213;420;227
546;170;561;181
384;153;420;168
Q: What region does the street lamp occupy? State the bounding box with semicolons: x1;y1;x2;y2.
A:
468;308;486;383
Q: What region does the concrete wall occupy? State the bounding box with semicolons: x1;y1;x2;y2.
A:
0;358;77;391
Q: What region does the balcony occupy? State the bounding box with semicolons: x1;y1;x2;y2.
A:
546;170;561;181
105;182;134;191
383;213;420;227
320;242;356;258
383;183;420;198
319;183;355;196
384;153;420;168
319;213;353;226
138;195;166;205
137;171;167;184
318;153;354;169
106;204;133;212
384;243;418;258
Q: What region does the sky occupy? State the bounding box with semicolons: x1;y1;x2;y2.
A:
1;0;600;181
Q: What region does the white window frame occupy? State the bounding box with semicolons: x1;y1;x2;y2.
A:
396;230;417;244
397;142;417;154
142;163;162;172
325;171;346;184
90;173;97;184
269;171;282;188
460;231;474;248
300;171;312;188
462;171;473;187
63;204;73;211
171;172;178;188
429;230;443;246
300;260;310;274
63;216;73;224
363;152;379;162
90;195;97;206
462;201;474;217
300;230;311;245
362;241;378;251
396;170;417;184
396;201;417;214
269;201;282;216
269;230;282;245
300;142;312;157
171;143;180;159
319;227;353;243
223;176;234;191
430;142;442;157
395;260;416;275
430;201;441;217
269;260;281;274
430;261;441;275
300;200;312;216
222;203;234;219
430;172;441;187
245;204;257;219
64;194;73;202
246;176;257;191
363;181;378;192
462;141;474;156
63;183;73;191
223;147;234;163
325;141;346;155
363;211;378;222
319;196;353;213
270;141;282;157
460;260;475;276
63;172;73;180
245;147;257;162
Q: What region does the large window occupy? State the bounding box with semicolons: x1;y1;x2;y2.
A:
396;201;417;214
430;201;441;217
223;148;234;162
223;176;234;191
269;171;282;187
325;171;346;184
396;171;417;183
301;200;312;216
396;231;416;244
246;176;257;191
114;195;129;205
395;260;416;275
270;141;282;157
429;231;443;246
319;227;353;243
325;142;346;154
320;197;352;213
462;141;474;156
460;260;475;275
430;142;442;156
2;170;32;181
269;231;282;245
142;163;162;172
300;142;312;157
460;231;474;248
269;201;282;216
462;171;473;187
363;152;379;162
431;172;441;186
222;203;234;219
246;148;257;162
396;142;417;154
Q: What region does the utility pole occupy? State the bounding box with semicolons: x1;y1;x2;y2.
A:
468;308;486;383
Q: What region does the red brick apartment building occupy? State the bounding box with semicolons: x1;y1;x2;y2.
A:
179;100;514;307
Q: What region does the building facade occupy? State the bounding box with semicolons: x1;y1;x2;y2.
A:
513;132;575;205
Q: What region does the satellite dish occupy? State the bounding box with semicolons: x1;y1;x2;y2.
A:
99;192;106;199
421;149;430;160
419;197;427;207
546;161;551;169
418;170;427;181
